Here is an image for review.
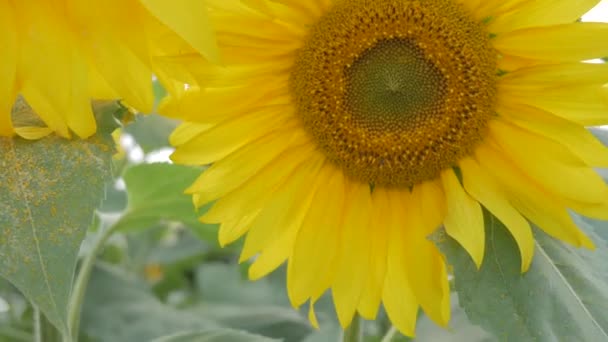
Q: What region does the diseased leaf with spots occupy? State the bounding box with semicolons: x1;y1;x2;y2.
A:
0;131;114;334
438;212;608;342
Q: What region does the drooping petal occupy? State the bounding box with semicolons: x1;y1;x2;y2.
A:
332;182;372;328
460;157;534;272
0;2;17;136
476;143;595;249
441;169;485;268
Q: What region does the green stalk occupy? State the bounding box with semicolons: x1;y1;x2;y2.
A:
66;225;119;341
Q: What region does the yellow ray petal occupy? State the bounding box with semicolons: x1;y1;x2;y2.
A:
0;2;17;136
183;128;305;203
202;144;312;225
140;0;220;63
415;179;447;235
494;23;608;62
14;127;54;140
497;102;608;167
170;108;293;165
441;169;485;269
499;62;608;89
288;164;345;307
404;188;450;326
357;189;390;319
460;157;534;272
237;150;321;260
498;83;608;125
247;156;325;280
332;182;372;328
489;119;608;204
381;190;418;337
476;143;594;249
169;122;215;147
489;0;601;33
70;0;154;113
217;214;258;248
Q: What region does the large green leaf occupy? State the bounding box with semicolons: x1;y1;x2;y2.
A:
0;129;113;334
81;263;218;342
439;213;608;341
114;163;218;243
193;305;313;342
151;329;279;342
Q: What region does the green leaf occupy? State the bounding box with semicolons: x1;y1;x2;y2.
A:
124;114;177;153
81;263;218;342
193;305;313;342
151;329;279;342
196;263;289;306
114;163;218;242
0;132;113;334
439;213;608;342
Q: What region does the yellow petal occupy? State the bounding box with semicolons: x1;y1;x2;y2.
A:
441;169;485;269
489;0;601;33
476;143;594;249
217;214;257;247
494;23;608;61
70;0;154;113
497;102;608;168
183;128;303;203
171;108;292;165
14;127;54;140
236;149;320;260
356;189;390;319
489;119;608;204
0;2;17;136
332;182;372;328
247;157;324;280
499;62;608;89
140;0;220;63
381;190;418;337
288;164;345;306
460;157;534;272
169;122;215;147
308;300;320;330
498;83;608;126
404;188;450;327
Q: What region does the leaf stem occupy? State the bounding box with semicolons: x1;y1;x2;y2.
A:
380;326;398;342
33;306;42;342
341;314;362;342
66;224;119;341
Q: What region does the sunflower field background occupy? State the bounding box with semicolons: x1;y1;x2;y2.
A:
2;1;608;342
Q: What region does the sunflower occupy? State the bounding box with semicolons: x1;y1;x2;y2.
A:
0;0;217;139
166;0;608;335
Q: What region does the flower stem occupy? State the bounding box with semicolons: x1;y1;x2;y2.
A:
380;326;398;342
66;224;119;341
341;314;362;342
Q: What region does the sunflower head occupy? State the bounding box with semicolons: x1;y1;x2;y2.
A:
167;0;608;336
290;0;497;187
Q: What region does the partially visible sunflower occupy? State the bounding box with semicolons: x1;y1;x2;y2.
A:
0;0;217;139
165;0;608;335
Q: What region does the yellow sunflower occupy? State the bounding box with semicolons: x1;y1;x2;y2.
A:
0;0;217;139
165;0;608;335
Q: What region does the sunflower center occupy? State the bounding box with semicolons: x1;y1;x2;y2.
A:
290;0;497;187
346;38;446;132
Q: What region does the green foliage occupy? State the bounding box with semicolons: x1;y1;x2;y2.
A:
113;163;218;243
0;129;113;335
151;329;279;342
439;212;608;342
